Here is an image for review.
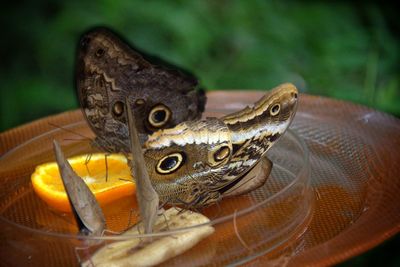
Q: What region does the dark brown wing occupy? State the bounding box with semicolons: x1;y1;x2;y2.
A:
76;27;206;153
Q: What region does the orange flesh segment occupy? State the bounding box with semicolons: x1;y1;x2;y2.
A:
31;153;136;213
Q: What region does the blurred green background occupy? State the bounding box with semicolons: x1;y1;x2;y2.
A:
0;1;399;266
1;1;399;133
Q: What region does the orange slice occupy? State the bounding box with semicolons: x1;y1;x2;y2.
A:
31;153;135;213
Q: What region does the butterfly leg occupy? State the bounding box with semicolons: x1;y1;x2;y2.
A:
74;244;94;267
174;197;203;213
157;211;172;232
104;153;110;182
125;208;140;231
84;153;93;177
135;223;148;245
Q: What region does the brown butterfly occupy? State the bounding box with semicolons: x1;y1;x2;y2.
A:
76;27;206;153
142;83;298;208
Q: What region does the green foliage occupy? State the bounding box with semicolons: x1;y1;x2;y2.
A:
1;1;399;131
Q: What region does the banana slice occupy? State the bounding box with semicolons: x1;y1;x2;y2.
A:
82;208;214;267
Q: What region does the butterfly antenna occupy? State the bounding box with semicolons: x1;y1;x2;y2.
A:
63;138;90;142
48;122;93;142
84;153;93;177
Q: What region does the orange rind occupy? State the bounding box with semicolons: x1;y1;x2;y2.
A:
31;153;135;213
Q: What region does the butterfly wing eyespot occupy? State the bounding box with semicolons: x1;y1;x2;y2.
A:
112;101;124;117
95;48;105;57
148;104;172;128
208;145;231;167
135;99;145;106
214;146;230;162
156;152;185;174
270;103;281;116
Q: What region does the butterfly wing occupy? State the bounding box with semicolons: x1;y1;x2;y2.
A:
126;101;159;235
219;156;272;197
76;27;206;153
53;140;106;236
142;84;298;208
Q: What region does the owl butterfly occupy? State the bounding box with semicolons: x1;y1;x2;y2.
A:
51;83;297;240
76;27;206;153
143;83;298;209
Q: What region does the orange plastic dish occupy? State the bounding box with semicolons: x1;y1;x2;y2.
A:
31;153;135;213
1;92;399;266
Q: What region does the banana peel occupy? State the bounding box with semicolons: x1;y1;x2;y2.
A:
82;208;214;267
